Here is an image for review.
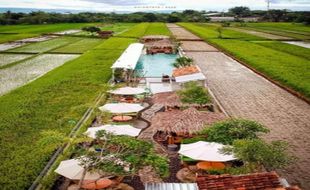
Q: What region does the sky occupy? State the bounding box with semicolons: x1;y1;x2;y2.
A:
0;0;309;12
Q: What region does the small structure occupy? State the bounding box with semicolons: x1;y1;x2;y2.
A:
145;183;198;190
196;172;301;190
85;125;141;138
179;141;236;162
151;107;225;134
97;30;114;38
172;66;206;87
141;35;176;54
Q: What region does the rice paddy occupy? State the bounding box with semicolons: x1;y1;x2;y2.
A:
0;53;33;67
0;54;79;95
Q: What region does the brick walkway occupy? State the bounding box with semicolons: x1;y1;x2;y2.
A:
167;24;310;189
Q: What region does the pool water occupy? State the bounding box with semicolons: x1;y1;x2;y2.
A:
135;53;178;77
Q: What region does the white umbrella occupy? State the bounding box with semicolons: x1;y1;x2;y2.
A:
55;158;101;180
99;103;144;114
109;87;145;95
179;141;236;162
85;125;141;138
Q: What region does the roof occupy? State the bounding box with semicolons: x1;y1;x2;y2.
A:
142;35;170;39
152;91;183;107
197;172;301;190
111;43;144;69
145;39;174;48
145;183;198;190
173;66;200;77
175;73;206;83
151;107;226;134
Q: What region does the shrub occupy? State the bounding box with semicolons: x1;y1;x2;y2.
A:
177;81;211;105
201;119;269;145
222;139;295;171
172;57;194;68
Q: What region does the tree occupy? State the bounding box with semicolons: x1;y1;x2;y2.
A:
267;9;288;22
82;26;101;35
201;119;269;145
167;14;181;23
222;139;295;171
177;81;211;105
78;131;169;184
172;57;194;68
229;6;251;18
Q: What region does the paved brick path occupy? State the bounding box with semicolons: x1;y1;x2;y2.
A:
167;24;310;189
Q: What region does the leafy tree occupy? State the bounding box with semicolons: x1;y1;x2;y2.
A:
78;131;169;185
201;119;269;145
267;9;288;22
222;139;295;171
82;26;101;35
229;6;251;18
177;81;211;105
172;57;194;68
167;14;181;23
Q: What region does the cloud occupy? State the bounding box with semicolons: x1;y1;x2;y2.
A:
80;0;148;6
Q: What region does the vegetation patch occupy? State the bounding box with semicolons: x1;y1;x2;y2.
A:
116;23;150;38
51;38;104;53
144;22;172;36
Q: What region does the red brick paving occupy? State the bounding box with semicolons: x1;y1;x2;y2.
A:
167;23;310;189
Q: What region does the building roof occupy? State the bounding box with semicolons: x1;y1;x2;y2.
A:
175;73;206;83
197;172;301;190
145;183;198;190
145;39;174;48
111;43;144;69
173;66;200;77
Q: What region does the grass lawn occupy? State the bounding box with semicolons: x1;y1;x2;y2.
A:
116;22;171;38
240;22;310;40
180;22;310;99
0;33;37;44
0;22;172;189
51;38;104;53
100;23;136;34
178;23;264;40
144;22;172;36
7;37;82;53
253;41;310;60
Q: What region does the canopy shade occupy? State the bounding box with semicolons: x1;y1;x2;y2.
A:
179;141;236;162
151;107;226;134
175;73;206;83
109;87;146;95
85;125;141;138
99;103;144;114
55;158;101;180
111;43;144;70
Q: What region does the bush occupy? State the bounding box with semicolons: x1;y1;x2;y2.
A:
201;119;269;145
177;81;211;105
222;139;295;171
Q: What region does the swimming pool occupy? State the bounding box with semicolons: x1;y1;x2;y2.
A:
135;53;178;77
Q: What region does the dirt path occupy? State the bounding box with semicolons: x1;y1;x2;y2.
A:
167;23;310;189
230;27;293;40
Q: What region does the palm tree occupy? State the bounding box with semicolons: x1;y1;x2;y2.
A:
173;57;194;68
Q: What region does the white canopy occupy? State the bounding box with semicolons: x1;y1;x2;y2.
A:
85;124;141;138
109;87;145;95
175;73;206;83
99;103;144;114
111;43;144;69
55;158;101;180
179;141;236;162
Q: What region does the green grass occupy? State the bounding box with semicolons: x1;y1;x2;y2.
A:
100;23;136;34
51;38;104;53
144;22;171;36
7;37;81;53
0;33;37;44
241;22;310;40
178;23;264;40
180;23;310;99
0;21;172;189
253;41;310;60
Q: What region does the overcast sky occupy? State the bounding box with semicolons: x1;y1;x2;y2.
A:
0;0;309;12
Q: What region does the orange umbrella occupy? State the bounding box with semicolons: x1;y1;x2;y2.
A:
197;161;226;170
81;178;112;189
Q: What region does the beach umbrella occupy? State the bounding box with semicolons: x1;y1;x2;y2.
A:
109;87;145;95
99;103;144;114
55;158;101;180
85;125;141;138
179;141;236;162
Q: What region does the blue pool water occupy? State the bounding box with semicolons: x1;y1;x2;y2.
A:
135;53;178;77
